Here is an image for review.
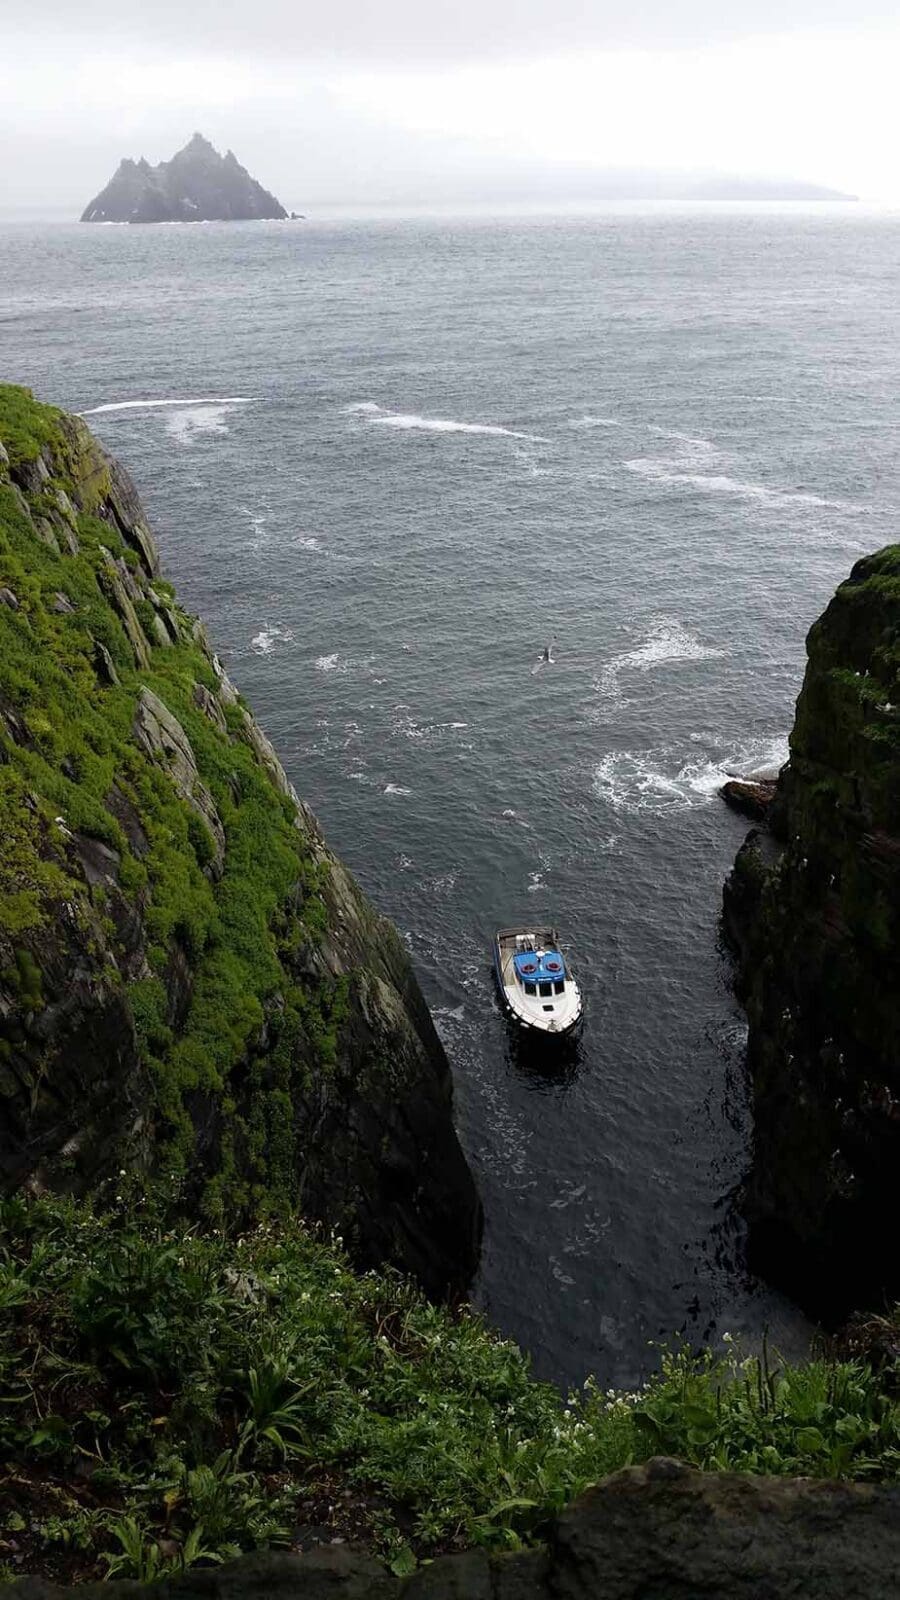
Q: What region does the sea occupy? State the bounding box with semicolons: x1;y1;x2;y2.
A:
3;205;900;1390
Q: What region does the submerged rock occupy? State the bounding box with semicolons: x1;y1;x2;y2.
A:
0;385;480;1298
724;545;900;1319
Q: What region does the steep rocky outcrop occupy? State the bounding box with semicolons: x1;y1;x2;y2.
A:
0;385;480;1298
11;1460;900;1600
719;775;778;820
81;134;288;224
724;546;900;1317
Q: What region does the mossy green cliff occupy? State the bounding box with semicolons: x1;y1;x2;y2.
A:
0;385;480;1296
724;545;900;1317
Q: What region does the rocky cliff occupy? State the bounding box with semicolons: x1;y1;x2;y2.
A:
724;545;900;1317
0;385;480;1298
80;134;288;224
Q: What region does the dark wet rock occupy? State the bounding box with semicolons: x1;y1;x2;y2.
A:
68;831;120;888
104;785;150;857
92;637;120;685
719;776;778;819
724;545;900;1320
81;133;288;224
10;1461;900;1600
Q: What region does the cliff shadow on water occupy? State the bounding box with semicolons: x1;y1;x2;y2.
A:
724;545;900;1323
0;384;481;1300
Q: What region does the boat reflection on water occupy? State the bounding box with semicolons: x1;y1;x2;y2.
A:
505;1021;583;1091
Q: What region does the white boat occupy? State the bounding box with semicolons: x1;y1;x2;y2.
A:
492;926;583;1037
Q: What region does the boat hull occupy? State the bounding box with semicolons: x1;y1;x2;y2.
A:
492;929;583;1038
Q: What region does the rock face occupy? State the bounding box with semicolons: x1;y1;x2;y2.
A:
719;775;778;821
10;1460;900;1600
0;385;480;1299
81;133;288;224
724;546;900;1318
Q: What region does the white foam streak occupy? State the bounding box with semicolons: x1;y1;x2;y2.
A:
344;402;547;442
251;623;294;656
626;430;868;512
596;618;723;709
80;397;255;414
593;736;789;816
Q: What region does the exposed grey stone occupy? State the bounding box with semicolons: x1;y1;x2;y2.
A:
132;687;225;875
0;587;19;609
0;439;9;467
193;681;228;736
93;639;120;686
50;591;76;615
148;610;173;649
103;455;161;576
57;520;80;556
240;709;293;799
34;517;61;554
99;547;151;669
13;452;50;494
51;487;77;527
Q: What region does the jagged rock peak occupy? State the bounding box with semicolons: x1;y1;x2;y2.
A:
81;134;289;224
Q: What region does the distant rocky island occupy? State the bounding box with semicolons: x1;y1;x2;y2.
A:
81;132;289;224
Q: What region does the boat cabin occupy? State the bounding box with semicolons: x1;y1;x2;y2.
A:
512;939;567;1000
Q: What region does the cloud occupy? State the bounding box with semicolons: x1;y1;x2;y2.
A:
13;0;900;61
2;16;900;208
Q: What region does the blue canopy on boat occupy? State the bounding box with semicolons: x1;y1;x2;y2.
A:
513;949;565;983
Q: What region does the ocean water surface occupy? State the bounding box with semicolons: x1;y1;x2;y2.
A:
3;207;900;1387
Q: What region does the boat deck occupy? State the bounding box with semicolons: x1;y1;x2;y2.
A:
495;926;559;989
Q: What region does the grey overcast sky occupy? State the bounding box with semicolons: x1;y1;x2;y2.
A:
2;1;899;211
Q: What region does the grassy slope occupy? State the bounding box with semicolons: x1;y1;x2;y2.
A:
2;1193;900;1585
0;386;340;1218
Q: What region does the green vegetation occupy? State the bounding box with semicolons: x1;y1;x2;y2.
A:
0;384;344;1214
0;384;62;467
1;1193;899;1585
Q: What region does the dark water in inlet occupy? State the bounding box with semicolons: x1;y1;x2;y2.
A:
3;207;900;1388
